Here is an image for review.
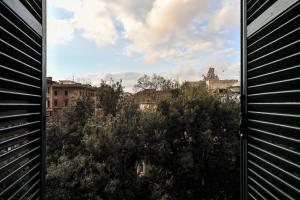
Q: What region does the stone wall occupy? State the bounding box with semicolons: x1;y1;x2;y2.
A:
206;80;239;90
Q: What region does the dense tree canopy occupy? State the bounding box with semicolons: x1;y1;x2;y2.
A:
96;80;123;116
47;83;240;200
134;74;179;92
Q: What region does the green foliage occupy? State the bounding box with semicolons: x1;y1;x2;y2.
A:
134;74;179;92
96;80;123;116
47;84;240;200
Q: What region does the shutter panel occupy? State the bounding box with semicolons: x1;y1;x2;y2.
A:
242;0;300;199
0;0;46;199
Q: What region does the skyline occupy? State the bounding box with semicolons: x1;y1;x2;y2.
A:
47;0;240;91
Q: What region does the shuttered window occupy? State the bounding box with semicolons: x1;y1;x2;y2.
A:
242;0;300;199
0;0;46;199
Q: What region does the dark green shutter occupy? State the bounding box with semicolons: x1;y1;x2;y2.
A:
0;0;46;199
241;0;300;199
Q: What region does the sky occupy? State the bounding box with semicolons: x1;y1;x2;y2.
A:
47;0;240;92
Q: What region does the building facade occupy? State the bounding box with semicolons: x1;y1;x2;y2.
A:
47;77;99;118
184;67;240;92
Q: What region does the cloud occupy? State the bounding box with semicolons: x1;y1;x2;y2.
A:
48;19;75;43
144;0;209;43
103;0;154;20
48;0;240;86
72;0;118;46
209;1;240;31
48;0;118;46
188;42;214;52
120;0;211;63
111;0;240;64
49;0;239;55
49;0;82;12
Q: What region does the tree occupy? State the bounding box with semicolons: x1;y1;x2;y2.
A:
47;81;240;200
96;79;123;116
155;88;240;199
47;96;97;200
134;74;179;92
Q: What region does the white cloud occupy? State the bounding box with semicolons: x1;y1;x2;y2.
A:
209;1;240;31
48;0;118;46
72;0;118;46
109;0;240;64
49;0;82;12
145;0;209;43
48;19;75;43
48;0;240;82
188;42;214;52
120;0;211;63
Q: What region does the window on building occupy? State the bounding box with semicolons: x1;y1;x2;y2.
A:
54;90;58;96
48;87;50;94
47;100;50;108
65;90;68;96
54;100;58;107
64;100;68;107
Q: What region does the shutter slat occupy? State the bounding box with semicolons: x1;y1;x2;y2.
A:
7;174;40;200
0;138;40;163
0;0;45;198
0;155;40;185
248;176;280;200
0;121;40;133
0;147;40;175
249;160;300;194
0;129;40;149
18;180;40;200
248;168;294;200
0;2;41;40
0;13;41;49
27;188;40;200
19;0;41;22
0;164;39;196
1;52;41;73
242;1;300;199
0;65;41;81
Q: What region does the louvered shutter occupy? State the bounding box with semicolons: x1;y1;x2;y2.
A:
0;0;46;199
241;0;300;199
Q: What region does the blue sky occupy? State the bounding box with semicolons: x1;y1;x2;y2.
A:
47;0;240;91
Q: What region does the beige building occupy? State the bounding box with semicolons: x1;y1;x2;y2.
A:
133;89;171;111
47;77;99;118
185;67;239;92
206;79;239;90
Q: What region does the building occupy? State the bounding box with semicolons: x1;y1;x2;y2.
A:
47;77;99;118
203;67;219;81
206;79;239;90
133;68;240;110
184;67;239;92
133;89;171;111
